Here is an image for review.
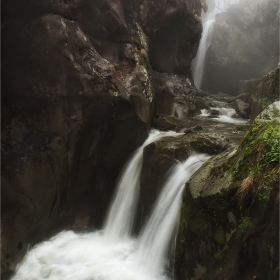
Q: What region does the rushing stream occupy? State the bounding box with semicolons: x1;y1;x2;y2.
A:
199;107;248;123
12;130;210;280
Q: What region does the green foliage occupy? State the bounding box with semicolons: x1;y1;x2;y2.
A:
231;120;280;202
239;216;251;233
214;244;229;260
257;97;272;108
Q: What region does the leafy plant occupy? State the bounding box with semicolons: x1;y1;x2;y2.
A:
239;216;251;233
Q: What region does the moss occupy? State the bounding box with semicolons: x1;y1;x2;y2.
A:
188;210;210;235
214;244;229;260
214;226;226;245
238;215;251;233
229;119;280;202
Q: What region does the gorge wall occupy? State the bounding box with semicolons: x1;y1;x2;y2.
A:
1;0;203;276
201;0;279;94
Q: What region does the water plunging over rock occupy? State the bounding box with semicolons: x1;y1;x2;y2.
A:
103;130;183;242
12;130;209;280
192;20;214;90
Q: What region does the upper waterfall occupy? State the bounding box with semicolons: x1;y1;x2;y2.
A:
192;19;214;90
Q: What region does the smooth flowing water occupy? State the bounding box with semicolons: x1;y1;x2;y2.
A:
103;129;183;242
12;131;210;280
192;20;214;89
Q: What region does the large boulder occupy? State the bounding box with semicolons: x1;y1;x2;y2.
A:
175;107;280;280
140;132;229;219
240;67;279;120
2;0;203;276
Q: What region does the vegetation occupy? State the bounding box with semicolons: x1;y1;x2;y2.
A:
233;119;280;202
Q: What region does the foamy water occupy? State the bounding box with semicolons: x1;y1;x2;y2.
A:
200;107;248;124
13;131;211;280
103;129;183;243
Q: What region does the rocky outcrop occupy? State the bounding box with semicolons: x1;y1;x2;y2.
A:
240;67;279;120
175;105;280;280
2;0;202;276
201;0;279;94
140;131;230;221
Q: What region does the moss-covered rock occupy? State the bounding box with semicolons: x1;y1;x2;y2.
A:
140;132;229;219
240;67;279;120
175;106;279;280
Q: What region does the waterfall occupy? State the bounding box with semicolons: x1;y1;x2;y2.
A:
135;154;210;275
192;19;214;90
103;129;183;242
12;131;210;280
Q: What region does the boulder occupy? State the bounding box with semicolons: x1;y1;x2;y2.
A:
232;98;250;119
2;0;203;275
175;115;280;280
255;101;280;121
140;133;229;218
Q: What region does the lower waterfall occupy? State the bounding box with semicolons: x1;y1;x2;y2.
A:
12;131;210;280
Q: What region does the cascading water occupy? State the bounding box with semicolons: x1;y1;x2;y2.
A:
135;154;210;275
12;130;210;280
200;107;248;123
192;19;214;90
103;129;183;242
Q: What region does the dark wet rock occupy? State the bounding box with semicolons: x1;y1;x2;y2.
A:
188;148;236;199
192;125;203;131
182;129;192;134
231;99;250;119
240;67;279;120
255;101;280;121
2;0;204;274
191;97;210;116
139;132;229;217
152;115;182;132
229;92;251;103
175;115;279;280
153;71;197;118
196;89;210;97
209;109;220;116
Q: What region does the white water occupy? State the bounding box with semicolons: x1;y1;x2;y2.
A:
192;20;214;90
103;129;183;242
200;107;248;123
13;131;210;280
135;154;210;275
193;0;240;89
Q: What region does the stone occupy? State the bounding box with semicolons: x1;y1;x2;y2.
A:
2;0;203;274
255;101;280;121
232;98;250;119
139;132;229;218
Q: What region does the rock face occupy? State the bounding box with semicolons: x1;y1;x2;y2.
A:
240;67;279;120
201;0;279;94
140;132;229;223
175;106;280;280
2;0;202;276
